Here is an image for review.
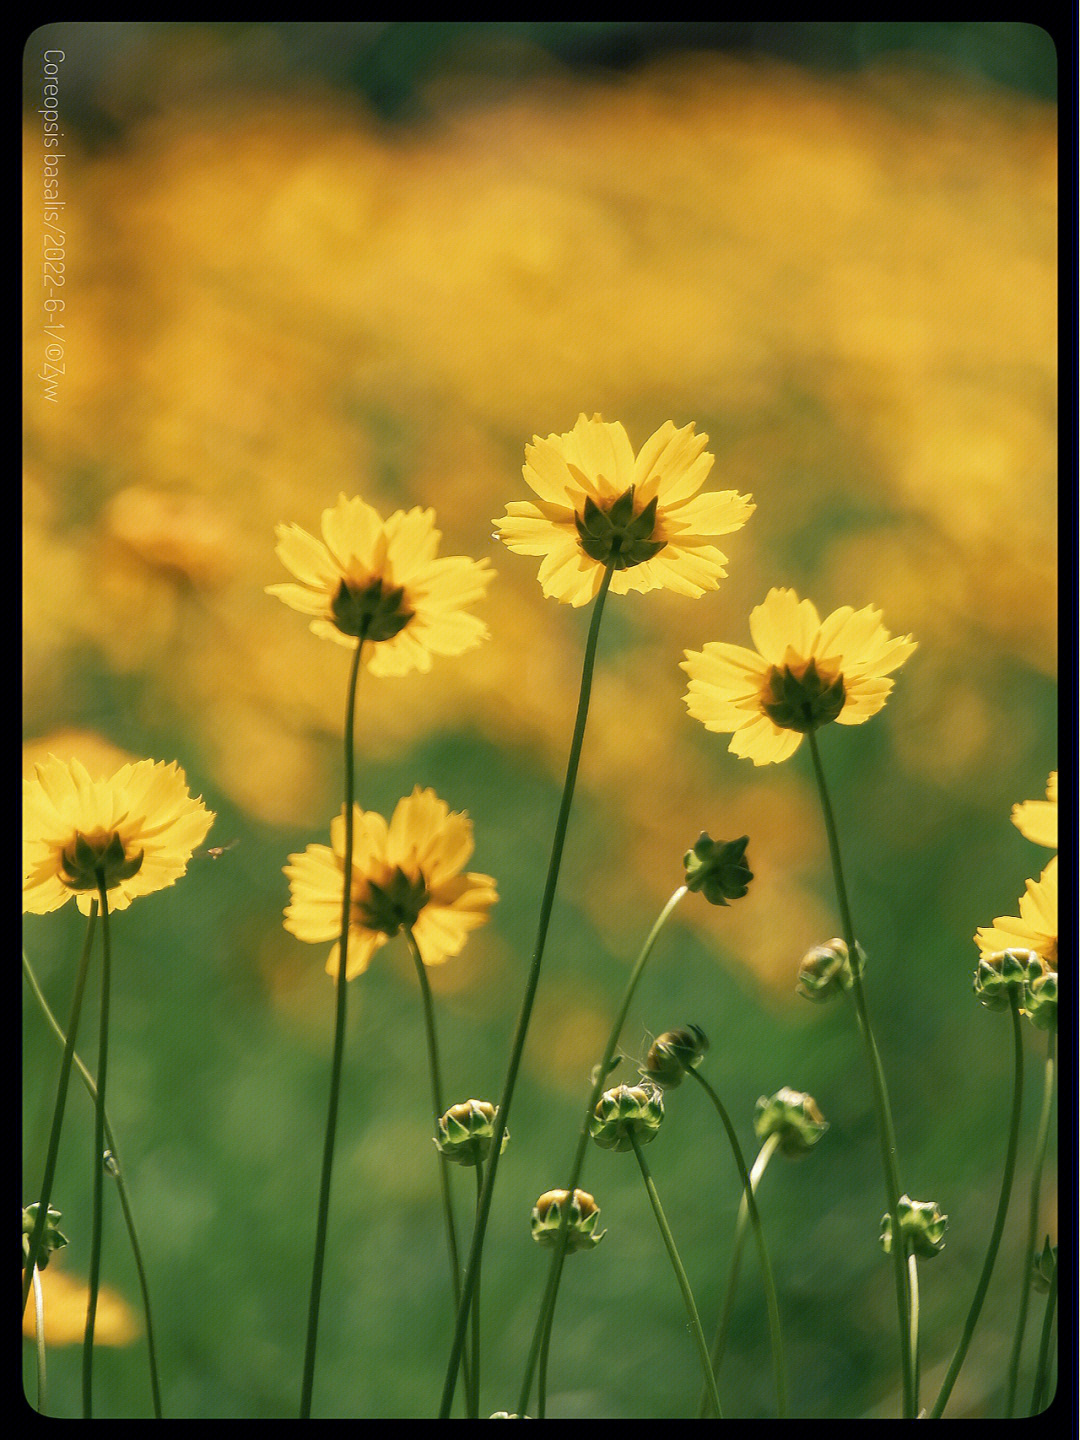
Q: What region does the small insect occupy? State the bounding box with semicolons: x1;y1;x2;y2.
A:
195;838;239;860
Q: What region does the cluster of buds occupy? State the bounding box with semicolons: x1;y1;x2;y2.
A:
588;1082;664;1152
754;1088;828;1157
640;1026;708;1089
880;1195;948;1259
22;1203;68;1270
1023;966;1058;1031
683;833;752;906
530;1188;604;1252
973;949;1041;1012
796;937;864;1002
433;1100;507;1167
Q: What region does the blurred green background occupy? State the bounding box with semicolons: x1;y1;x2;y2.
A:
23;22;1056;1418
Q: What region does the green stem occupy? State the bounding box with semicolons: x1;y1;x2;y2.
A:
23;949;164;1417
928;1002;1025;1418
629;1131;723;1418
438;561;616;1418
83;876;113;1418
1004;1029;1056;1416
471;1163;484;1419
299;633;365;1419
908;1253;921;1417
402;927;475;1418
32;1262;48;1414
687;1068;788;1417
22;903;98;1312
518;883;689;1418
806;729;914;1418
697;1133;779;1417
1030;1258;1057;1415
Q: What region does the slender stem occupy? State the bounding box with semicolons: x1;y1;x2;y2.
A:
629;1131;723;1418
22;949;163;1417
402;927;475;1418
1005;1029;1057;1416
687;1068;788;1416
22;903;98;1312
806;729;914;1417
83;876;113;1418
32;1263;48;1413
300;634;365;1419
534;1251;563;1420
697;1133;779;1417
471;1163;484;1418
908;1254;921;1417
928;1002;1025;1418
1030;1259;1057;1415
518;883;689;1417
439;561;616;1418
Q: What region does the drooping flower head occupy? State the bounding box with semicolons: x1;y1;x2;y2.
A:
1011;771;1058;849
975;856;1058;972
493;414;754;606
681;587;917;765
23;756;215;915
267;495;493;675
283;786;497;980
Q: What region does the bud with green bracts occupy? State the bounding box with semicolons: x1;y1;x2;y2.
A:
1032;1236;1057;1294
589;1082;665;1152
434;1099;508;1166
973;948;1037;1010
641;1025;709;1089
22;1203;68;1269
880;1195;948;1259
1023;966;1057;1031
683;833;752;905
796;937;863;1002
530;1189;605;1252
754;1087;828;1157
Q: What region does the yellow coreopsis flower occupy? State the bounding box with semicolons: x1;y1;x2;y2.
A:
975;856;1058;971
1011;771;1058;849
23;756;215;915
493;414;754;606
284;786;497;980
267;495;493;675
681;587;917;765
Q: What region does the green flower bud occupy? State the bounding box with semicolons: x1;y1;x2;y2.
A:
1023;966;1058;1031
58;828;144;894
330;576;413;641
683;833;752;905
640;1025;709;1089
358;866;430;937
796;937;863;1001
530;1189;605;1252
973;949;1035;1011
573;487;666;569
761;658;846;733
22;1203;68;1269
880;1195;948;1259
1032;1236;1057;1294
434;1099;508;1166
754;1088;828;1157
588;1082;665;1152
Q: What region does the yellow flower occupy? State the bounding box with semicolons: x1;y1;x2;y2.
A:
284;786;497;980
23;757;215;915
267;495;493;675
975;856;1058;971
493;414;754;606
1011;771;1058;849
681;587;917;765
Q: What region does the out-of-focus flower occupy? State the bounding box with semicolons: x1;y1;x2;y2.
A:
21;1263;139;1346
283;786;497;980
23;757;214;916
494;414;753;606
682;588;917;765
1011;771;1057;849
267;495;493;675
975;857;1057;972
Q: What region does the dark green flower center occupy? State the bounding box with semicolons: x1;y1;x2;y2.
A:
574;486;666;569
59;830;144;893
357;866;429;937
331;577;413;642
760;659;846;732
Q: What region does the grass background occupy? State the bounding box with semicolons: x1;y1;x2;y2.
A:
23;22;1057;1418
